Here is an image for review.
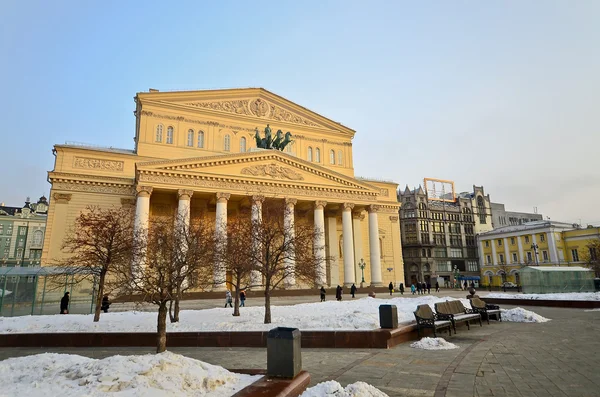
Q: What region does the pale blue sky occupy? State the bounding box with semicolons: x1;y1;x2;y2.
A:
1;1;598;224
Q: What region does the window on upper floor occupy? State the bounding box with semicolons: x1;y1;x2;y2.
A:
166;127;174;144
486;254;491;264
315;148;321;163
511;237;515;245
155;125;163;142
512;253;518;263
197;131;205;148
307;147;313;162
571;249;579;262
240;137;247;153
590;247;598;261
329;149;335;164
499;253;505;264
540;234;545;242
187;129;194;147
485;241;489;248
338;150;343;166
542;250;549;261
498;239;502;246
7;227;12;235
224;135;231;151
525;236;530;244
477;196;486;224
32;230;43;246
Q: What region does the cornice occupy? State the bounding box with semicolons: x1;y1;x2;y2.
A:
48;172;134;185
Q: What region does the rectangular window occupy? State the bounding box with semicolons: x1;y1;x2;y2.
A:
485;241;489;248
527;252;532;262
498;239;502;246
7;227;12;235
525;236;529;243
510;237;515;245
19;228;26;236
542;250;549;261
486;255;491;264
17;240;24;248
27;276;35;283
540;234;545;242
512;253;518;263
571;249;579;262
499;253;504;264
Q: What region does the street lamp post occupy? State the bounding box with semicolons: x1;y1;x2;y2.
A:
358;258;366;288
531;243;539;265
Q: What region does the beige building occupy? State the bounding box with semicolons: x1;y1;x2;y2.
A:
42;88;403;289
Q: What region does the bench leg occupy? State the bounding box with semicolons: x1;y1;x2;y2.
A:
485;312;490;325
479;316;483;327
433;327;437;338
417;327;421;338
466;320;470;330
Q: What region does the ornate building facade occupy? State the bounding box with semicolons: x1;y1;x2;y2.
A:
42;88;403;289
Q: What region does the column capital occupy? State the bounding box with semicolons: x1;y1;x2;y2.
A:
136;185;153;198
251;195;265;204
314;200;327;210
368;205;380;213
52;193;72;204
284;198;298;206
177;189;194;201
216;192;231;202
342;202;355;211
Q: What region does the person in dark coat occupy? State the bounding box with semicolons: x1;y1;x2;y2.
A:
60;292;69;314
416;282;422;295
335;285;343;301
435;281;440;292
388;282;394;296
101;295;110;313
350;284;357;298
427;283;431;294
320;286;326;302
399;283;404;295
240;290;246;307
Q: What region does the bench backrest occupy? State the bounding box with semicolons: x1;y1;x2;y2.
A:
435;300;467;315
414;304;434;320
471;297;486;309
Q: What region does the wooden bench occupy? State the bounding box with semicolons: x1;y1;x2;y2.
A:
413;304;453;338
470;298;502;324
434;300;482;333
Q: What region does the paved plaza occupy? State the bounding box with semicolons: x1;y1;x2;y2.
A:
1;304;599;396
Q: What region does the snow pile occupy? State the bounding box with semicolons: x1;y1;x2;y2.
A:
0;295;470;333
300;380;388;397
584;308;600;312
486;292;600;301
410;337;458;350
0;351;259;397
501;307;550;323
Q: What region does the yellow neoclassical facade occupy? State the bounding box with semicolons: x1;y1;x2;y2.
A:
42;88;403;289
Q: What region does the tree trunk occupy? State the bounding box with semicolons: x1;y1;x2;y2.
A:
173;293;180;323
264;289;271;324
93;271;106;322
157;301;168;353
233;277;241;316
168;300;174;322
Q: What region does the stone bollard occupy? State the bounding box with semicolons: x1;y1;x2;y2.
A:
267;327;302;379
379;304;398;329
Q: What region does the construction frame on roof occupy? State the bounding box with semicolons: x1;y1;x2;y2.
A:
423;178;456;202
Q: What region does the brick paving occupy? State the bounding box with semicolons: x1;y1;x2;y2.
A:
1;306;599;396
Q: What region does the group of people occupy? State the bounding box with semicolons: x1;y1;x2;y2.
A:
409;281;438;294
224;290;247;308
59;292;111;314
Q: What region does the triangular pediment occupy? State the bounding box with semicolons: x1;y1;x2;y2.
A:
136;88;355;136
137;150;379;195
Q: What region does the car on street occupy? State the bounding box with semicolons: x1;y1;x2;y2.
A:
502;282;517;288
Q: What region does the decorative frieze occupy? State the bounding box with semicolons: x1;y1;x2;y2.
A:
52;182;135;195
73;157;124;172
241;164;304;181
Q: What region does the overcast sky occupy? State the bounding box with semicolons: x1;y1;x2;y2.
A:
1;1;598;225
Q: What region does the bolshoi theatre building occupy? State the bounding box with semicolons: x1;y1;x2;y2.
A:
42;88;403;289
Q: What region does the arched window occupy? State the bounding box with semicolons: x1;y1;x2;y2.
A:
224;134;231;151
32;230;43;246
330;149;335;164
187;129;194;147
197;131;204;148
166;126;174;144
338;150;343;166
315;148;321;163
477;196;486;224
155;125;163;142
307;147;313;162
240;137;246;152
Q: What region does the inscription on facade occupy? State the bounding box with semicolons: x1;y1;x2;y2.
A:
73;157;124;172
241;164;305;181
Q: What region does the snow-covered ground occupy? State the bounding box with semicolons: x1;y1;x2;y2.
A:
485;292;600;301
501;307;550;323
0;352;260;397
300;381;388;397
410;337;459;350
584;308;600;312
0;296;470;333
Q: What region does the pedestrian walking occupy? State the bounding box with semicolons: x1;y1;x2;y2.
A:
60;292;69;314
320;286;326;302
463;281;468;291
416;283;422;295
225;290;233;308
470;281;475;288
411;284;416;295
350;283;357;298
435;281;440;292
388;281;394;296
240;290;246;307
101;294;111;313
399;282;404;295
427;282;431;294
336;285;343;301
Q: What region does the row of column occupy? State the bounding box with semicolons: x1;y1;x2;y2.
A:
132;186;383;288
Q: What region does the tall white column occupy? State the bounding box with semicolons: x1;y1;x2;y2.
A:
368;205;383;287
326;213;340;286
284;198;297;288
314;201;327;287
547;230;558;263
503;238;510;265
250;195;264;287
133;185;152;273
517;236;524;263
531;234;538;264
342;203;356;287
214;192;230;290
491;239;498;265
478;240;485;267
352;211;364;286
177;189;193;288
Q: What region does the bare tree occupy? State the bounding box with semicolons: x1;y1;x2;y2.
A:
113;214;214;353
59;205;134;322
582;239;600;277
246;201;326;324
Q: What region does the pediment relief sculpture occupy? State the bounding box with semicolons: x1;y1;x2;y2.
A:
241;163;304;181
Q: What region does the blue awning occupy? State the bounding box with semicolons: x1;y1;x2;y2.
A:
458;276;481;280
